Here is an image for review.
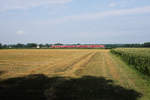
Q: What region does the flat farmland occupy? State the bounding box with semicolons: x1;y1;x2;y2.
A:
0;49;150;100
0;49;95;78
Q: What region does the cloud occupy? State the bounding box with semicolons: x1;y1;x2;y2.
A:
16;30;24;35
108;2;117;8
52;6;150;23
0;0;72;12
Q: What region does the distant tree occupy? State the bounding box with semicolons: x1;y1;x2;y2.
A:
143;42;150;47
0;43;2;49
39;44;44;48
45;44;50;48
54;43;63;45
2;44;8;48
15;43;25;48
26;43;37;48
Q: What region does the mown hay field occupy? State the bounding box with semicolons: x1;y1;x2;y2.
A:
0;49;150;100
0;49;98;79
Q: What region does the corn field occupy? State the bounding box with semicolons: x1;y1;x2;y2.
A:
111;48;150;76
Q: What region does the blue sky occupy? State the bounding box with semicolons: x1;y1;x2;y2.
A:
0;0;150;44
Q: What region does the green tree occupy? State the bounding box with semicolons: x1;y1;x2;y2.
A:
45;43;51;48
143;42;150;47
39;44;44;48
0;43;2;49
3;44;8;48
26;43;37;48
54;43;63;45
16;43;25;48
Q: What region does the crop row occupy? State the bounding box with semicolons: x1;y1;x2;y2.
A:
111;48;150;76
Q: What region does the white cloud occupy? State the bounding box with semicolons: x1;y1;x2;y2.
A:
108;2;117;8
0;0;72;12
16;30;24;35
53;6;150;22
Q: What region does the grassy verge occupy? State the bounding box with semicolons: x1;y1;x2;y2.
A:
111;48;150;76
110;50;150;83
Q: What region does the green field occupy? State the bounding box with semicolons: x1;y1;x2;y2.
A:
0;49;150;100
111;48;150;76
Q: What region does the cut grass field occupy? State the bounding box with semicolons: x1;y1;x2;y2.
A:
0;49;150;100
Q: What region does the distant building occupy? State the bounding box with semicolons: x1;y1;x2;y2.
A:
37;45;40;49
9;46;12;48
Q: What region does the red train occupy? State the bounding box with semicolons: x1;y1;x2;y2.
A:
51;45;105;48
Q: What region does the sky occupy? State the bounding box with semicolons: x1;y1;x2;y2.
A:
0;0;150;44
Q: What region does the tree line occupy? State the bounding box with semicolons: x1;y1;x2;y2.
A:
102;42;150;48
0;42;150;49
0;43;52;49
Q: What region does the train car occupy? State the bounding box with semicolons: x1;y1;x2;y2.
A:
51;45;105;48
